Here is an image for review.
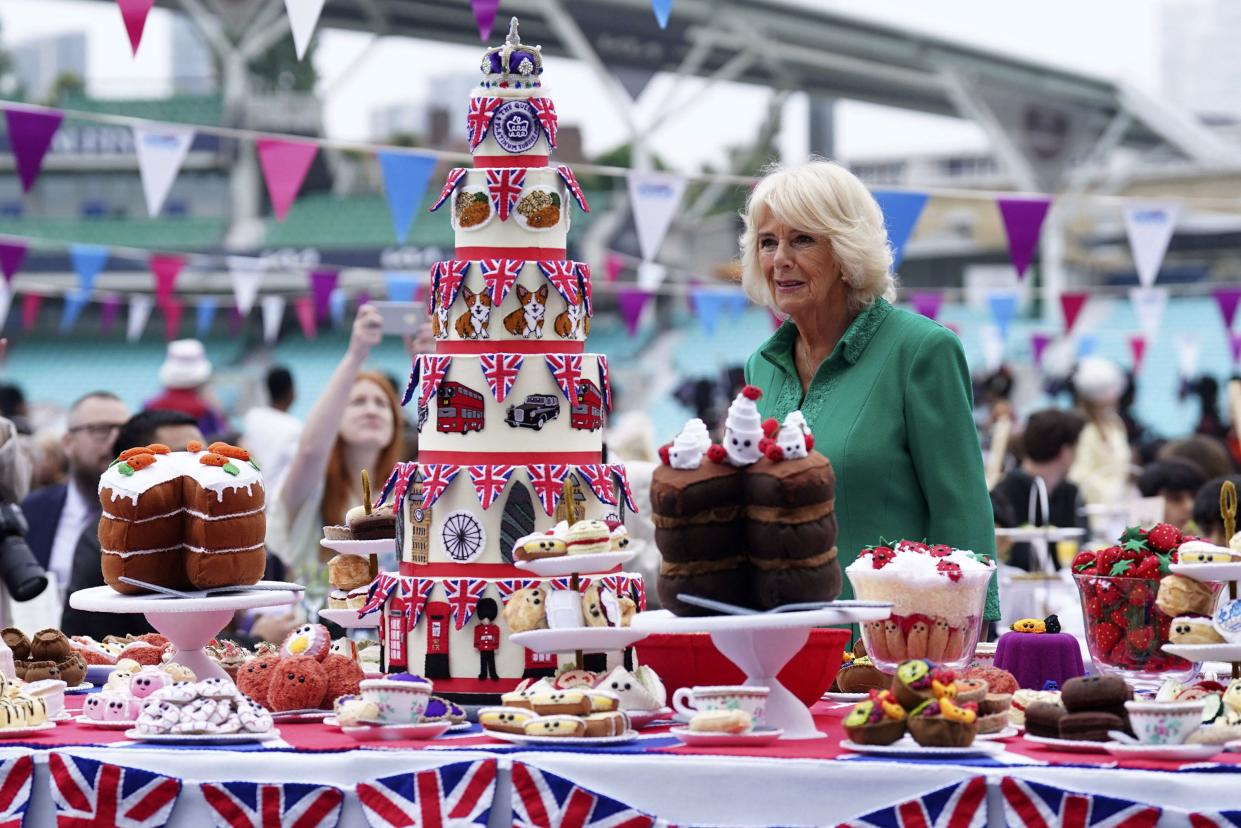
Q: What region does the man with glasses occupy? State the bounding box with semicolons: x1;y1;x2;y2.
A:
21;391;129;597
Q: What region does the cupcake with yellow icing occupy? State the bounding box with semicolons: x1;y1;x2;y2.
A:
843;689;906;745
907;697;978;747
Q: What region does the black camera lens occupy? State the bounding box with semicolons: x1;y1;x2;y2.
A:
0;503;48;602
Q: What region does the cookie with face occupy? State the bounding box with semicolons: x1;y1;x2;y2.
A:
130;667;173;700
479;706;536;734
514;533;567;561
136;700;182;734
82;694;109;721
501;588;548;633
267;656;327;712
523;715;586;737
102;695;136;722
581;584;620;628
1170;616;1225;645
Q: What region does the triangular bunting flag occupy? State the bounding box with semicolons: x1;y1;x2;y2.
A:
637;261;666;290
597;354;611;411
986;290;1018;340
691;288;729;337
48;754;181;827
527;464;569;516
479;259;522;306
428;168;467;212
1129;286;1168;343
1129;335;1147;374
910;290;941;321
651;0;672;28
378;150;437;244
610;464;639;513
418;355;452;409
997;196;1052;279
627;172;686;261
1060;291;1088;336
1030;332;1052;369
1176;333;1200;378
59;290;89;333
467;464;514;510
133;125;194;217
195;297;217;337
873;190;928;270
479;353;523;403
470;0;501;40
294;295;316;339
309;268;337;322
466;97;501;151
0;242;28;284
1231;332;1241;367
201;781;343;828
384;271;418;303
69;244;108;293
417;464;461;511
20;293;40;331
329;288;348;328
4;107;64;192
843;776;986;828
605;252;623;283
545;354;582;401
116;0;157;55
1124;201;1179;288
1076;332;1098;359
127;294;153;342
1000;777;1158;828
617;288;652;336
1215;285;1241;331
576;464;616;505
99;295;121;334
554;166;589;212
261;294;286;344
149;254;185;305
537;260;579;305
485;168;525;221
256;138;318;221
282;0;327;60
229;257;263;316
161;297;183;341
0;282;12;332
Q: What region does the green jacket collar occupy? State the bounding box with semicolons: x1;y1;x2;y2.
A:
758;297;893;374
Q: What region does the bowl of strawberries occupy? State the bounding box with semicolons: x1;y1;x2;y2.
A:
1073;523;1222;687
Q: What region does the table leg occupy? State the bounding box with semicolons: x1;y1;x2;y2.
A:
145;608;237;681
710;626;823;740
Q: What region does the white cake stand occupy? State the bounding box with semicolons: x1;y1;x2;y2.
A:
631;605;891;740
69;582;301;681
317;608;380;630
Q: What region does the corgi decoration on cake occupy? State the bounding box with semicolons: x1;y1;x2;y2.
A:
552;296;589;339
453;286;493;339
431;298;451;339
503;284;549;339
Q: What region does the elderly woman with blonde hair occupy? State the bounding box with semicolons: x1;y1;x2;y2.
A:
742;160;998;621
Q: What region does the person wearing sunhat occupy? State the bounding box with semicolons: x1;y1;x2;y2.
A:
144;339;229;439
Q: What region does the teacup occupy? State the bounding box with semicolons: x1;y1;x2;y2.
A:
672;685;769;726
1124;699;1205;745
359;677;433;724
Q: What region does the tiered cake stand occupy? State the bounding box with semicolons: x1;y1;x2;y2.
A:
317;537;387;630
69;582;301;680
631;603;892;740
508;550;646;670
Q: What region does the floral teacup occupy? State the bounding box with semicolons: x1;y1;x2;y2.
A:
672;685;769;726
359;676;433;724
1123;699;1205;745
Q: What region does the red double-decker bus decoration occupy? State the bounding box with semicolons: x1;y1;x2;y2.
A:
570;379;603;431
437;381;486;434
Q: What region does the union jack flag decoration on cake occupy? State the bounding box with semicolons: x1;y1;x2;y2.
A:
430;168;467;212
576;463;617;505
837;776;986;828
401;576;436;630
49;753;182;828
555;165;590;212
485;168;526;221
444;578;488;630
527;463;570;515
468;464;515;509
537;260;581;305
576;262;593;315
435;260;470;310
418;355;453;410
610;464;639;513
401;356;421;406
480;353;524;403
529;98;559;148
511;762;655;828
596;355;611;411
356;760;497;828
0;755;33;828
479;258;523;305
417;463;461;511
545;354;583;401
374;461;417;509
466;97;502;150
201;781;343;828
360;573;399;617
1000;778;1160;828
497;578;540;602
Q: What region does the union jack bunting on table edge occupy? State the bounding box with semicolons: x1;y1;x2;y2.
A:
444;578;488;630
467;464;515;510
355;759;497;828
480;353;524;403
201;781;343;828
485;168;527;222
835;776;985;828
478;258;523;306
49;753;182;828
555;165;590;212
1187;813;1241;827
466;96;502;150
417;463;461;511
1000;777;1161;828
429;168;467;212
530;97;558;148
0;755;33;828
512;762;657;828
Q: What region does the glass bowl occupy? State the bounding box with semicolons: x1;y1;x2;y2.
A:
847;568;991;674
1073;574;1221;689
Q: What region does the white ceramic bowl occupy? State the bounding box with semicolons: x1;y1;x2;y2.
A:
1124;699;1206;746
359;677;433;724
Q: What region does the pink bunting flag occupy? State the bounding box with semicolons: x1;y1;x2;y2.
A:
294;296;316;339
149;254;185;305
99;295;121;334
256;138;318;222
910;291;942;321
160;298;183;341
605;253;623;283
20;293;41;330
4;108;64;193
1031;332;1052;369
1128;334;1147;373
997;196;1052;279
470;0;501;41
1214;285;1241;331
1231;332;1241;367
0;243;27;284
116;0;156;55
309;268;338;322
616;288;652;336
945;323;961;337
1060;291;1088;336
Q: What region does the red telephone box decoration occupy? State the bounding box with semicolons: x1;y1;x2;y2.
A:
424;600;451;679
523;647;557;679
385;597;407;669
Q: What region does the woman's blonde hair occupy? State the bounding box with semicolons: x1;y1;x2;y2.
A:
739;159;896;313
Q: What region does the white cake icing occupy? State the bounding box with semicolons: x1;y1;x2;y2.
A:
434;263;585;344
452;168;570;250
846;541;995;626
98;450;264;505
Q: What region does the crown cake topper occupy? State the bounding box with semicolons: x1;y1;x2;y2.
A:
480;17;543;79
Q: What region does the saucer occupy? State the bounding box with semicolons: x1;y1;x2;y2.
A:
669;726;784;747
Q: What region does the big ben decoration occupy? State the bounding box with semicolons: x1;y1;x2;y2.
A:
404;480;432;565
554;474;586;525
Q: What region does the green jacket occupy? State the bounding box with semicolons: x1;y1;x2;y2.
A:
744;298;1000;621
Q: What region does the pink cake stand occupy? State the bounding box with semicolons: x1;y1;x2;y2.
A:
68;583;300;681
631;605;891;740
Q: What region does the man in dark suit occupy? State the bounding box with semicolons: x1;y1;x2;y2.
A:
21;392;129;597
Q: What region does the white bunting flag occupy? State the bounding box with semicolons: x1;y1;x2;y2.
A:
127;294;154;342
283;0;327;60
1128;286;1169;344
0;281;10;332
637;261;666;290
229;257;263;316
1175;332;1201;379
133;125;194;218
1123;201;1179;288
980;324;1005;372
261;295;286;344
627;172;686;261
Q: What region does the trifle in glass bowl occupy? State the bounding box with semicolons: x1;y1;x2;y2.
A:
846;540;995;674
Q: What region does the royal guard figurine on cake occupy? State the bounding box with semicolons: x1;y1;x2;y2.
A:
359;19;644;702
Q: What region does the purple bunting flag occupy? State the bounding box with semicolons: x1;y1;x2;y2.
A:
310;268;338;323
617;288;652;336
0;242;27;284
1214;285;1241;331
997;196;1052;280
1031;332;1052;369
470;0;501;41
4;107;64;192
910;290;942;321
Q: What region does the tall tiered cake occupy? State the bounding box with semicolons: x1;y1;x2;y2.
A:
370;19;642;698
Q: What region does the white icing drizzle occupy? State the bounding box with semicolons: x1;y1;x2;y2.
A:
101;506;265;524
102;541;263;558
98;451;264;506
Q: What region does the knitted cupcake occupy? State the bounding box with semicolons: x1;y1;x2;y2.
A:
843;690;906;745
907;697;978;747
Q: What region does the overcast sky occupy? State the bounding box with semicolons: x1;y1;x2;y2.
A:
0;0;1167;170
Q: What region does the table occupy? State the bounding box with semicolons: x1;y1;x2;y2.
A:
5;696;1240;827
